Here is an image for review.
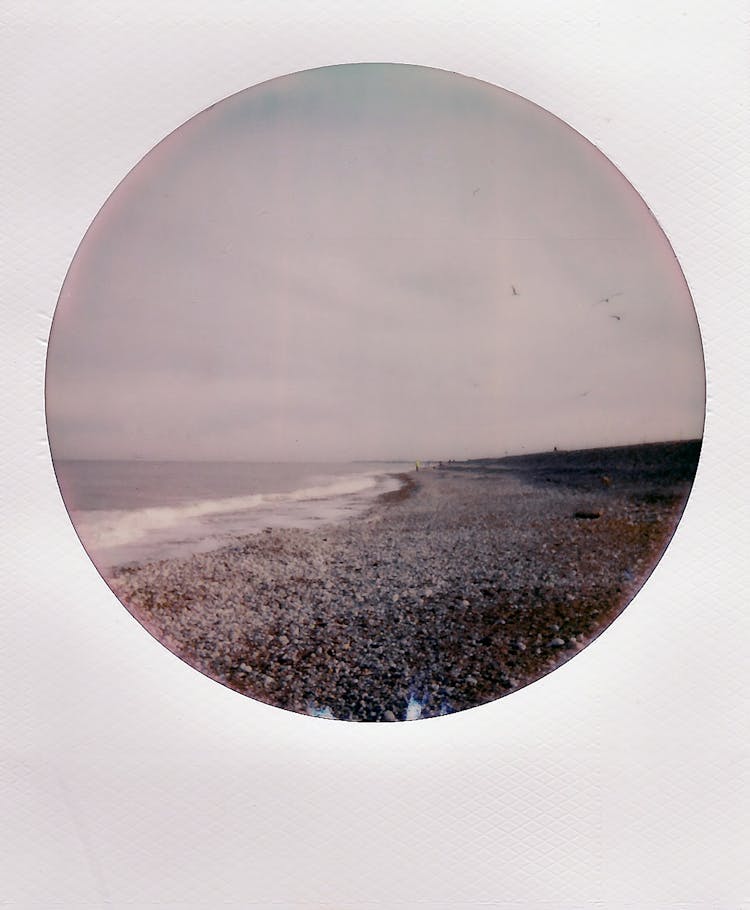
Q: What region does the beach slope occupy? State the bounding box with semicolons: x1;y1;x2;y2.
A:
109;440;701;721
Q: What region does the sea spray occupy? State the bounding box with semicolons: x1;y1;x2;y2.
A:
77;474;382;549
62;462;408;568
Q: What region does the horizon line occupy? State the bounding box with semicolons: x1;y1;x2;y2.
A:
51;436;703;465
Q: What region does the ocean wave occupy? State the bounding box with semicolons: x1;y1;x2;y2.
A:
72;472;386;549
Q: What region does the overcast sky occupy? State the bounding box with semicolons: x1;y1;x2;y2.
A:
46;64;704;462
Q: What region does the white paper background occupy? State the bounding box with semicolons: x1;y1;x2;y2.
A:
2;2;748;907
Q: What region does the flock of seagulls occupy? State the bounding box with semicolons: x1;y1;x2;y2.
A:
596;291;625;320
468;285;629;398
506;284;626;322
473;189;626;322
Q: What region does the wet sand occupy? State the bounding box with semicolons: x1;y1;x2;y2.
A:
108;440;701;721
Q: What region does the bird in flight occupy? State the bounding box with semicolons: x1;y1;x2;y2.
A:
595;292;623;305
511;284;519;296
610;314;622;321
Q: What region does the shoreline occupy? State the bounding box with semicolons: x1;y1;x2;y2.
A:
377;471;419;504
86;466;410;573
108;441;700;721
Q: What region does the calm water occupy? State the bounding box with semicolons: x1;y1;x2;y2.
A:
54;460;410;570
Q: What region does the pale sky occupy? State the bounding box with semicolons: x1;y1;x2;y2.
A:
46;64;705;462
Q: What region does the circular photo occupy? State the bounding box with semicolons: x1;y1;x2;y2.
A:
46;64;705;721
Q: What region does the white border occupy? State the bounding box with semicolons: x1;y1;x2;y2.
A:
3;3;747;907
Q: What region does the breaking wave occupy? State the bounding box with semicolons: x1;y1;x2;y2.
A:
73;472;391;550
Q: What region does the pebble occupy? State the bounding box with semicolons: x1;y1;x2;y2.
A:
107;450;693;722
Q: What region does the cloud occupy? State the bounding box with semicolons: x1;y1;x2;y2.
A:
46;64;705;461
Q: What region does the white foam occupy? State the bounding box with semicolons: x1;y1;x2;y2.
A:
72;471;396;553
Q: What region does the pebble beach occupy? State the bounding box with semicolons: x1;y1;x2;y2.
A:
108;440;701;721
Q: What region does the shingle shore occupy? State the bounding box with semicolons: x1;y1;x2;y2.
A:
108;441;700;721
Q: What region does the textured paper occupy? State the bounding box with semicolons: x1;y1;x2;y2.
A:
2;2;747;907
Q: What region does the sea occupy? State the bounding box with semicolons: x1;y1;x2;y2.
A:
54;460;411;571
